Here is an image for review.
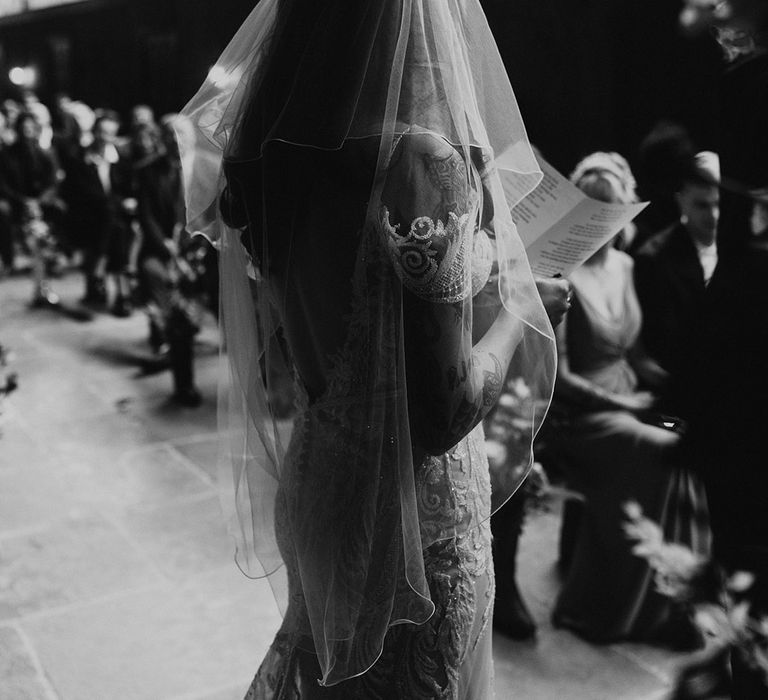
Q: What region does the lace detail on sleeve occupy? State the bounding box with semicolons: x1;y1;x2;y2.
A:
381;207;492;304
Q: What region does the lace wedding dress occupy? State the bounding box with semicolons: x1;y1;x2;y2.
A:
245;137;497;700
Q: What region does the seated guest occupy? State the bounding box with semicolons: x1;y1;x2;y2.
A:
551;156;710;647
634;152;720;412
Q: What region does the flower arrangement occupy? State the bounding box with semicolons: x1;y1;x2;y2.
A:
624;502;768;699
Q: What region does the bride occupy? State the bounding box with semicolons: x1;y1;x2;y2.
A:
180;0;565;697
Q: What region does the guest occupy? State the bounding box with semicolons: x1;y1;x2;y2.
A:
0;111;14;273
0;105;16;146
681;6;768;695
56;101;96;268
551;155;710;647
632;122;697;252
0;112;61;304
634;152;720;412
130;104;156;132
65;111;134;314
135;115;202;407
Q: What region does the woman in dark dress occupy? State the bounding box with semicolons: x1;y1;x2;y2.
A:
551;159;710;645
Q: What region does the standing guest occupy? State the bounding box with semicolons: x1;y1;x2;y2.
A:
131;104;156;132
0;112;61;305
181;0;565;695
0;111;14;273
66;111;134;314
135;115;202;407
127;105;161;167
56;101;95;267
550;156;710;647
633;152;720;412
123;105;159;168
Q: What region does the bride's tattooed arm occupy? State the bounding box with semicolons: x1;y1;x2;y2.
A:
384;131;525;455
403;295;515;456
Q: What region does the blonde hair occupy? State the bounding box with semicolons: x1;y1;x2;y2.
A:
570;151;638;204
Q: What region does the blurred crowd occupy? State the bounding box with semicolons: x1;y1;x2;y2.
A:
0;91;218;407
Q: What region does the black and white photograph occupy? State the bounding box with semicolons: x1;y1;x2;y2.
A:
1;1;767;698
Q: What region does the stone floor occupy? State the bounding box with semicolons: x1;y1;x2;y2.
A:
0;271;686;699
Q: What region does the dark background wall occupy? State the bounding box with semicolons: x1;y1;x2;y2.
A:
482;0;723;172
0;0;255;115
0;0;724;169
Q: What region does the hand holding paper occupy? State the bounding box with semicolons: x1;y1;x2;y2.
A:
502;159;648;278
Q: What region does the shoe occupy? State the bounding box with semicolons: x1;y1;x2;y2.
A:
171;386;203;408
111;296;132;318
30;288;61;309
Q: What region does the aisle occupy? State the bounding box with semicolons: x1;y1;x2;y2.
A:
0;272;681;699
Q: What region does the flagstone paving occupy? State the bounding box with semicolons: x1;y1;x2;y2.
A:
0;272;685;699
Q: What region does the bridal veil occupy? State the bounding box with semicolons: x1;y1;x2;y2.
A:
179;0;556;687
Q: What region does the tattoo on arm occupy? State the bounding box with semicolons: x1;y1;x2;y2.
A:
422;152;470;220
481;352;503;407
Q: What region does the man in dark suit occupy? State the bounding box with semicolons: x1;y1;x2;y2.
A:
684;17;768;694
633;152;720;411
64;111;134;314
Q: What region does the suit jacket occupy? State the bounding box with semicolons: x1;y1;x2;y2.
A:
680;246;768;572
62;144;130;246
633;222;707;383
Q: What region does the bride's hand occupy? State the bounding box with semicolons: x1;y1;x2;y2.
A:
535;277;571;328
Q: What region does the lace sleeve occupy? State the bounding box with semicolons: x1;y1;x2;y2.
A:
380;132;509;456
381;132;492;303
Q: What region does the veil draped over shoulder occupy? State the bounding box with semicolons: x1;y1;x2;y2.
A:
180;0;556;687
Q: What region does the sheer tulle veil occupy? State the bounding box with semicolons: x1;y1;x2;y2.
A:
179;0;556;687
